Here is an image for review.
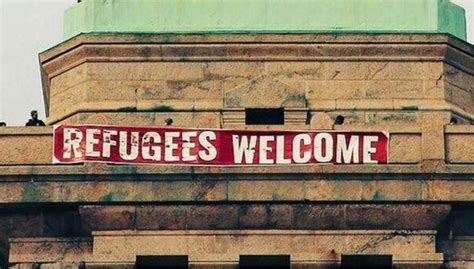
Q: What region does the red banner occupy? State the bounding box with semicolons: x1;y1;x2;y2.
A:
53;125;389;165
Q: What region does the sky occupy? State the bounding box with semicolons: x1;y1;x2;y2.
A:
0;0;473;126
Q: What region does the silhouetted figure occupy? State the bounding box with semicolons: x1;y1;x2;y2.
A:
165;118;173;126
25;110;45;126
449;117;458;125
0;122;6;127
334;115;345;125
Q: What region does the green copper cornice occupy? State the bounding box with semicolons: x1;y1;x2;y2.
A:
64;0;467;41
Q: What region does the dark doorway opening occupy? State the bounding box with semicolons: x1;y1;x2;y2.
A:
341;254;393;269
239;255;290;269
245;108;284;125
136;255;188;269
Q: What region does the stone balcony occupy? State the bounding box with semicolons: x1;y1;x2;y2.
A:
0;125;472;204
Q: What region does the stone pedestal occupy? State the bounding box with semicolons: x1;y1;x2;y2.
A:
1;12;473;268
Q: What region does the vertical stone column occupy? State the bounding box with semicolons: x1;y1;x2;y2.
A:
421;112;450;166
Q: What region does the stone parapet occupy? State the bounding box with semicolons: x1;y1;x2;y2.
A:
1;125;473;166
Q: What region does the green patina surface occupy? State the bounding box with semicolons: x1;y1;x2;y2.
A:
372;191;386;201
22;182;45;203
64;0;466;41
101;193;116;202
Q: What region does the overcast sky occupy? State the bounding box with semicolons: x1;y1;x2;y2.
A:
0;0;473;126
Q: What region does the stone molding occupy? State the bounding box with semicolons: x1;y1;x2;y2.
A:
0;176;470;203
77;204;451;231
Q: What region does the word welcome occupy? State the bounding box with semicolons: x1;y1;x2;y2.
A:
53;125;389;165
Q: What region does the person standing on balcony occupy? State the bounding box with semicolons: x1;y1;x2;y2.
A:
25;110;45;126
